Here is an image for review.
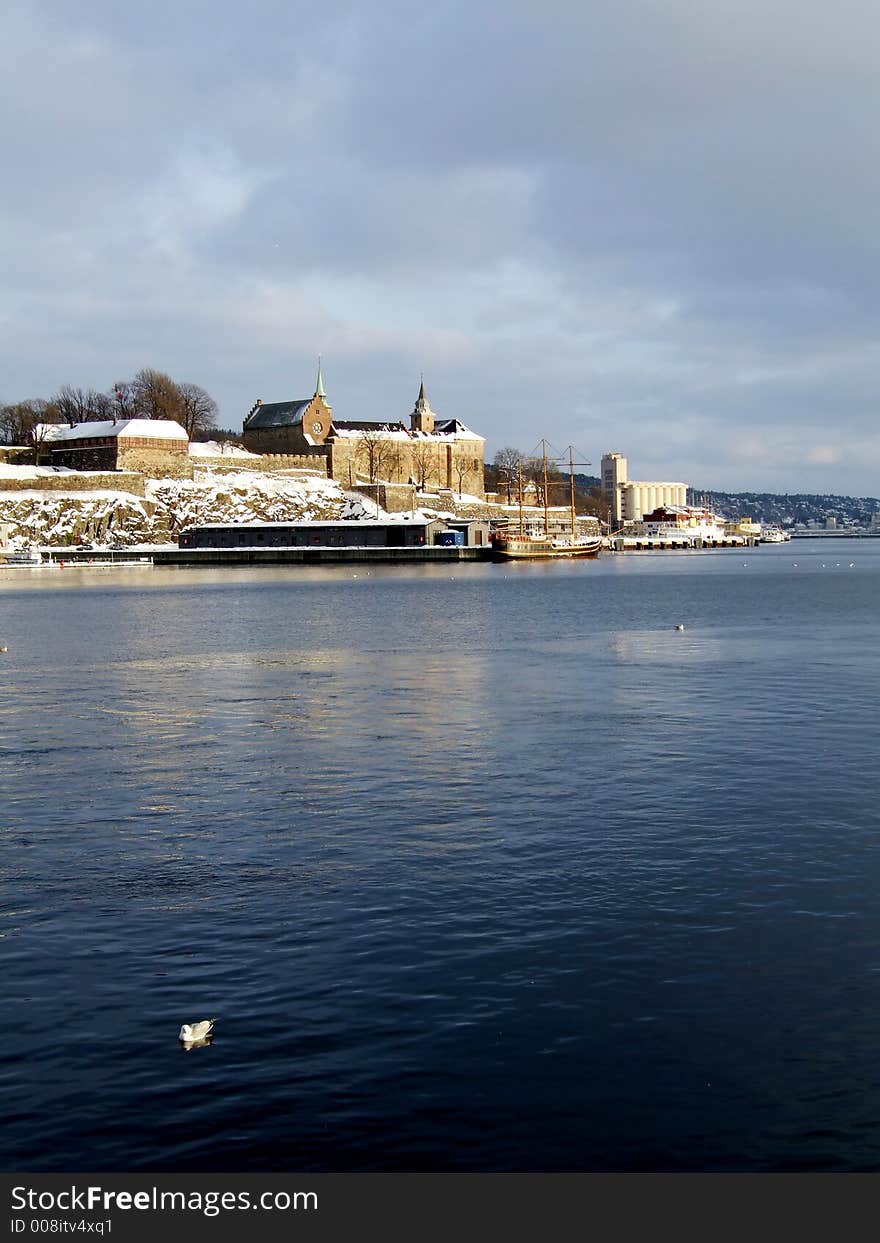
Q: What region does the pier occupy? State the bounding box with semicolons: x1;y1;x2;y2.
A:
153;545;491;566
608;535;755;551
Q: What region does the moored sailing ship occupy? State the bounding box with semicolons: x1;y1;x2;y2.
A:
494;445;602;560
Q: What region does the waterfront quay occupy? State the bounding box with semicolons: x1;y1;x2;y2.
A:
153;545;489;565
608;533;755;551
160;517;493;565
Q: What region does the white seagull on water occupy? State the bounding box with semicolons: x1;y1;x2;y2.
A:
179;1019;216;1043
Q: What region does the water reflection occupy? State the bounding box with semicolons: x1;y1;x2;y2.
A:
608;628;726;665
5;549;880;1172
179;1036;214;1053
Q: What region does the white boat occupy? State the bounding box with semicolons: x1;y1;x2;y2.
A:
760;527;788;543
616;505;744;549
0;548;43;567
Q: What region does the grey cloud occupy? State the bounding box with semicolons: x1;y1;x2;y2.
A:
2;0;879;493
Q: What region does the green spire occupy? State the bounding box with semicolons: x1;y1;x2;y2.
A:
315;355;326;399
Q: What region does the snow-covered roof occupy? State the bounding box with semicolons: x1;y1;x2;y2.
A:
331;422;412;442
40;419;189;443
623;479;687;489
330;420;484;443
432;418;484;440
187;518;434;530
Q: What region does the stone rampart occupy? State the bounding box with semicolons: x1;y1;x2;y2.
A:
0;446;32;465
116;448;193;480
327;440;484;498
350;483;512;520
0;472;146;496
192;453;327;474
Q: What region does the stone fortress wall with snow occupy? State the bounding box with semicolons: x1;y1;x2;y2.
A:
113;445;191;479
0;399;492;550
326;437;484;498
191;453;325;474
0;463;381;550
359;482;496;515
0;447;31;466
0;471;146;495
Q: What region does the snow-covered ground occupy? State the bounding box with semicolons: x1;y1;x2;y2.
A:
0;466;387;549
0;463;108;479
187;441;260;458
0;458;504;551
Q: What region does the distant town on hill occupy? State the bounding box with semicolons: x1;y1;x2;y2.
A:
686;490;880;529
565;475;880;530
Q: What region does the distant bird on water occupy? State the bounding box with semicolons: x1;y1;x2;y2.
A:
675;624;685;631
179;1019;216;1043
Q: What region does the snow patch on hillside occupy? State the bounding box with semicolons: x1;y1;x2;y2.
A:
188;441;260;458
0;468;384;549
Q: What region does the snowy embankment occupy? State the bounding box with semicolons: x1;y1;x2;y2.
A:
0;467;381;549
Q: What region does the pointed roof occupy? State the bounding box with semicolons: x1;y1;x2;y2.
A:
414;376;432;411
315;357;326;399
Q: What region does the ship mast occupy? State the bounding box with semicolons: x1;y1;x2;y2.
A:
517;462;524;537
542;441;550;538
569;445;577;541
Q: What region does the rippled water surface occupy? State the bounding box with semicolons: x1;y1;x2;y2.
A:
2;541;880;1171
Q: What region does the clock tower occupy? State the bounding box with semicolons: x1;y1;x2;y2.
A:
305;358;332;443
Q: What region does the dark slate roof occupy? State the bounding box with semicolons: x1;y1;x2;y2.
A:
245;399;311;429
434;418;471;435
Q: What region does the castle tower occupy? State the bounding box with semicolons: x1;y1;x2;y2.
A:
410;377;435;434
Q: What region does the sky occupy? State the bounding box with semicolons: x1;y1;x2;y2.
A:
2;0;879;495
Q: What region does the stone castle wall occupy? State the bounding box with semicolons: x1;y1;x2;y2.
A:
193;453;328;474
0;472;146;496
327;439;484;497
0;447;32;465
116;446;192;480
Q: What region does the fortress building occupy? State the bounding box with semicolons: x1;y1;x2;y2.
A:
242;367;485;497
40;418;191;477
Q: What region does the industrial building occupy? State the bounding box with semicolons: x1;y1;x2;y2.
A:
601;452;687;523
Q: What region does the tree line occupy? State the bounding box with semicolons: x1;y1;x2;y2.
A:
0;368;220;446
488;446;606;515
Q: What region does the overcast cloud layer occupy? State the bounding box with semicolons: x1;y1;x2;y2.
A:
2;0;879;494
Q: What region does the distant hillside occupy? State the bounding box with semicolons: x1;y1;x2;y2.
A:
688;490;880;527
572;475;880;527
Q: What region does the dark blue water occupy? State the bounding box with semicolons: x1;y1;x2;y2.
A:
2;540;880;1171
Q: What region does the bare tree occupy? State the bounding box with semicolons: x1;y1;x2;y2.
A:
50;385;113;427
490;446;524;502
132;368;185;423
177;382;219;439
493;446;523;473
523;456;562;508
110;381;140;419
30;418;58;466
454;454;469;498
355;428;395;484
0;399;51;445
410;440;434;491
579;485;609;518
91;391;114;420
